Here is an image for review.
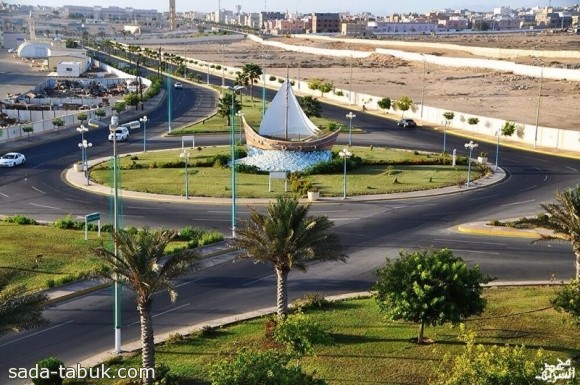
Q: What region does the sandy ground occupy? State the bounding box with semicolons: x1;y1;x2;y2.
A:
145;33;580;130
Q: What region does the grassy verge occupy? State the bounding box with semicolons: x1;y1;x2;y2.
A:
0;221;223;292
85;286;579;385
90;146;476;198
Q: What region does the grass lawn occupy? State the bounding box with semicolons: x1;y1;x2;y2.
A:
0;222;217;292
87;286;580;385
90;146;476;198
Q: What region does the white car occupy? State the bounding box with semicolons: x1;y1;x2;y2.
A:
0;152;26;167
108;127;130;142
174;82;183;89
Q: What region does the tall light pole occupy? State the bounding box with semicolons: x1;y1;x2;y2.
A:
180;150;191;199
236;110;244;144
464;140;478;187
339;147;352;199
77;125;90;185
108;114;122;353
534;66;543;149
495;130;500;171
346;112;356;146
223;85;245;238
140;115;148;153
443;121;448;153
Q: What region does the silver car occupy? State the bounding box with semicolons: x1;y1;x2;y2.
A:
0;152;26;167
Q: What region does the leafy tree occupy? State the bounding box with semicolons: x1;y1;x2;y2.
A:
467;117;480;126
123;92;141;110
395;96;413;118
0;272;49;337
318;82;334;97
231;197;348;318
94;228;200;385
377;97;391;114
443;111;455;126
551;279;580;324
240;63;262;101
32;357;64;385
22;124;33;138
209;349;327;385
218;93;242;126
94;108;106;120
298;96;322;118
501;121;516;137
373;248;492;343
529;186;580;279
77;113;88;123
112;101;126;117
432;326;546;385
52;117;64;132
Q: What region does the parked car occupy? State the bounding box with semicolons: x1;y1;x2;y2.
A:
397;119;417;128
121;121;141;129
0;152;26;167
108;127;130;142
174;82;183;89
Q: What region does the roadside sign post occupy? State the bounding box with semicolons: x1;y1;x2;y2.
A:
269;171;288;192
84;212;101;240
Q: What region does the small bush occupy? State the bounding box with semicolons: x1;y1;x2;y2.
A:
177;226;203;241
289;172;313;197
291;293;329;312
154;363;180;385
53;214;83;230
166;333;183;343
212;154;230;168
274;312;333;356
269;75;277;81
32;357;64;385
235;164;263;174
200;324;217;337
4;215;38;225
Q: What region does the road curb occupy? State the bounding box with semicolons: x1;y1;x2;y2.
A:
456;223;543;238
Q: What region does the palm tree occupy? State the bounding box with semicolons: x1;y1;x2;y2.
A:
0;273;49;337
94;228;200;385
532;186;580;279
231;197;348;318
240;63;262;101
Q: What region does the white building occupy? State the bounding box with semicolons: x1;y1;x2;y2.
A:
56;61;82;77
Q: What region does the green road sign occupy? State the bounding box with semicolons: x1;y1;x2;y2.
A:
86;212;101;222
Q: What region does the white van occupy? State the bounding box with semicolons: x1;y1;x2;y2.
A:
122;121;141;130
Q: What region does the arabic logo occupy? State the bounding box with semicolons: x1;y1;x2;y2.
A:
535;359;576;383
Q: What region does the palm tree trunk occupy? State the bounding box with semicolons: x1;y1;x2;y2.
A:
275;267;289;318
418;321;425;343
575;248;580;279
138;299;155;385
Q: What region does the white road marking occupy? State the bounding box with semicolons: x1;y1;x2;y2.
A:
566;166;578;172
128;303;191;326
499;199;535;207
29;202;61;210
434;238;507;246
0;191;9;198
451;249;501;254
242;274;275;287
174;278;203;288
32;186;46;194
0;320;75;348
519;185;538;193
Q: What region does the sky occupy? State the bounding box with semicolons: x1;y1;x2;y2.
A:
9;0;578;14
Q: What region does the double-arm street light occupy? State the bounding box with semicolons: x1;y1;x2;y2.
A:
180;150;191;199
223;85;245;238
345;112;356;146
339;147;352;199
77;125;92;185
464;140;478;187
140;115;148;152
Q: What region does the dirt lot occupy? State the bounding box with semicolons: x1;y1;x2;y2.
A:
147;33;580;130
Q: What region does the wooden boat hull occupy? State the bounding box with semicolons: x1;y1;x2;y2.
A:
243;119;339;152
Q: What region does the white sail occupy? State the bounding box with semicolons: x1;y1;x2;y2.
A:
259;81;321;139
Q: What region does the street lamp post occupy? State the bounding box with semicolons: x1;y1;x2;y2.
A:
180;150;191;199
76;125;91;185
236;111;244;144
108;115;122;354
339;147;352;199
345;112;356;146
464;140;478;187
140;115;148;153
223;85;245;238
495;130;500;171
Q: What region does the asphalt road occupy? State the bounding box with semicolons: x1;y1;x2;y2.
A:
0;57;579;383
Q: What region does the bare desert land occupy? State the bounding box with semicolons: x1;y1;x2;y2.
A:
150;33;580;130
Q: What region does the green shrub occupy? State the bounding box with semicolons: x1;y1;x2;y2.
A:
269;75;277;81
177;226;203;241
289;172;313;196
32;357;64;385
274;312;333;356
154;363;180;385
431;327;546;385
234;164;263;174
53;214;83;230
212;154;230;168
4;215;38;225
198;231;224;246
551;279;580;325
291;292;329;312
